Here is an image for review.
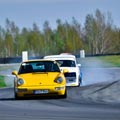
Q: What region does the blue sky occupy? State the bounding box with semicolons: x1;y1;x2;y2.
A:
0;0;119;29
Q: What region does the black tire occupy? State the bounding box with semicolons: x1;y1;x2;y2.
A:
77;82;80;87
78;76;82;87
76;77;81;87
14;86;20;100
14;92;19;100
60;90;67;98
14;81;20;100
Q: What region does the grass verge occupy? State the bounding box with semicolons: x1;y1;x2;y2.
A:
79;55;120;67
97;55;120;67
0;75;6;87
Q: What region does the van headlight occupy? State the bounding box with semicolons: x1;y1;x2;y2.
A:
55;77;63;83
17;78;24;85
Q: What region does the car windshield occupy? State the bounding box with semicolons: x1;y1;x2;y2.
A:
18;61;60;74
56;60;76;67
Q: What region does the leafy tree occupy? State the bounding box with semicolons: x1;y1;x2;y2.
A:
5;18;20;56
110;28;120;53
0;11;119;58
4;32;14;56
71;17;83;54
0;26;4;57
84;9;114;55
43;21;53;55
84;14;96;54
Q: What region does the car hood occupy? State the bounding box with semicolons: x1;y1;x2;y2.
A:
18;72;62;86
60;67;79;73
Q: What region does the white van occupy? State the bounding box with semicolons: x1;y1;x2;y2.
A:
44;54;82;87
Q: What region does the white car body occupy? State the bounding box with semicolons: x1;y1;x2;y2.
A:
44;54;82;87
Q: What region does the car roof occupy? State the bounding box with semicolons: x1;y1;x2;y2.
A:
44;54;76;60
22;59;57;63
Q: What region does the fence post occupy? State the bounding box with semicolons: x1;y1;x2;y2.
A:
22;51;28;62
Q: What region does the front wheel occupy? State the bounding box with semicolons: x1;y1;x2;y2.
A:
14;86;20;100
60;90;67;98
79;73;82;86
77;77;82;87
14;92;19;100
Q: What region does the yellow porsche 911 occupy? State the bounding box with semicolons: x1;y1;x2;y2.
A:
12;59;68;99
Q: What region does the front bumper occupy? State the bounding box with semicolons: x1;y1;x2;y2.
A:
15;85;66;97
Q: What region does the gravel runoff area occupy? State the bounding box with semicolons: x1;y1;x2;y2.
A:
74;80;120;104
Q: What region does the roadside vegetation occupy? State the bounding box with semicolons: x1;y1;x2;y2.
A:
97;55;120;67
0;9;119;57
0;75;6;87
79;55;120;67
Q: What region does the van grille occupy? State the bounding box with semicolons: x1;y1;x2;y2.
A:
64;72;76;77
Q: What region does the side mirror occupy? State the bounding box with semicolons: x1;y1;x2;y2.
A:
63;69;69;73
77;64;81;67
12;70;18;76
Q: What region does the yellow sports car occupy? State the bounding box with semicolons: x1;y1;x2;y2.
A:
12;59;68;99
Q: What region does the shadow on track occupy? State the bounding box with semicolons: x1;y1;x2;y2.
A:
0;98;15;101
0;87;67;101
0;96;67;101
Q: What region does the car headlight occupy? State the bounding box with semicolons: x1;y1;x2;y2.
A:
55;77;63;83
17;78;24;85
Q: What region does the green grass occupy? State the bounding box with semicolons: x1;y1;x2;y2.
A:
0;75;6;87
79;55;120;67
97;55;120;67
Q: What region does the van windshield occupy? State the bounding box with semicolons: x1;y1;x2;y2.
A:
56;60;76;67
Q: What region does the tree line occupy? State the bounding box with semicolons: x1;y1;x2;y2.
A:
0;9;120;57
